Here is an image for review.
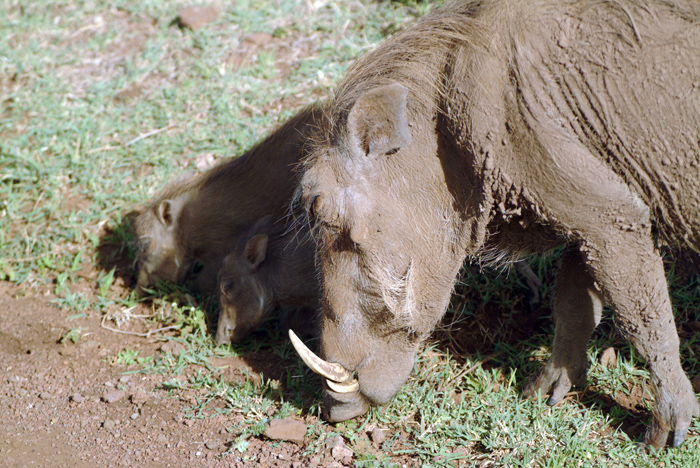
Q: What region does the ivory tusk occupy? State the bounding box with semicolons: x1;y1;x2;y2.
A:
326;378;360;394
288;329;354;383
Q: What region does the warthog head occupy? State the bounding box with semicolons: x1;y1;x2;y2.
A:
294;83;474;421
134;172;196;294
216;217;273;345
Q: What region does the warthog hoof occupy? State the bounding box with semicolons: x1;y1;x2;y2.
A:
645;424;689;449
523;363;586;407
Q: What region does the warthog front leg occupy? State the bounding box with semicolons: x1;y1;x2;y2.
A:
524;247;603;404
583;235;698;448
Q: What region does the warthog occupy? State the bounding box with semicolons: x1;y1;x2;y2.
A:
216;216;317;345
134;104;322;295
291;0;700;447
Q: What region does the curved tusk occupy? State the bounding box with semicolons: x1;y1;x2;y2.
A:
326;378;360;394
288;329;354;383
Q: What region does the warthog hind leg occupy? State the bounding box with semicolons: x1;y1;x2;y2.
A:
524;248;603;405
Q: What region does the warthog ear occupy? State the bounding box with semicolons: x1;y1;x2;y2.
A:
347;83;411;158
157;198;184;229
245;234;269;269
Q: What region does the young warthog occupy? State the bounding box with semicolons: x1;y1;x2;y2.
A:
292;0;700;448
134;104;322;295
216;216;317;345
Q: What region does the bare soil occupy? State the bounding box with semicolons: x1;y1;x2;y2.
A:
0;237;423;468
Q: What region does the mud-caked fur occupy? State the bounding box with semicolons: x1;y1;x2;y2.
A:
134;103;323;294
298;0;700;447
216;216;318;345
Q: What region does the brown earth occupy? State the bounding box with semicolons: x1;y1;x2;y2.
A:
0;277;423;468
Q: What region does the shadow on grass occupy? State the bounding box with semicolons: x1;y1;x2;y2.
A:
95;209;142;291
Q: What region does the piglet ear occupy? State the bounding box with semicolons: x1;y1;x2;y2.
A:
157;199;178;228
244;234;268;269
347;83;411;158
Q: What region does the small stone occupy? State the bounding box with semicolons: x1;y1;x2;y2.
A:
102;390;126;403
119;375;131;384
325;435;345;450
131;390;151;405
70;393;85;403
331;445;353;461
103;419;119;431
58;347;76;356
370;427;386;445
130;413;139;420
205;441;219;450
178;5;219;31
599;347;617;369
160;341;186;357
692;375;700;393
263;418;307;443
183;419;195;427
39;392;52;400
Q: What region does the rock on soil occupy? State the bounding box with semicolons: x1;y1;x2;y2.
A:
599;347;617;369
102;390;126;403
178;5;219;31
370;427;386;445
130;390;151;404
263;418;307;443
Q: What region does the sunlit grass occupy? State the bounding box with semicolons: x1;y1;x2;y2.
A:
2;0;700;466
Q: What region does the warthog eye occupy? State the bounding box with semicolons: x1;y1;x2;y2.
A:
221;279;235;295
306;192;326;222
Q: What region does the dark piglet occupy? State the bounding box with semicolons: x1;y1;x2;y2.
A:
216;216;318;345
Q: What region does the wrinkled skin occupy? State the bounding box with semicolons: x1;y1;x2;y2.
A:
216;216;318;345
298;0;700;447
134;104;323;295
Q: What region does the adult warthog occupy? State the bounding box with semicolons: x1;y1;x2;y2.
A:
291;0;700;448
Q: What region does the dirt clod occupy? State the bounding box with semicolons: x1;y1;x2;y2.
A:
370;427;386;445
263;418;307;443
325;434;345;449
131;390;151;404
599;347;617;369
178;5;219;31
103;419;120;431
102;390;126;403
160;340;186;356
331;445;354;461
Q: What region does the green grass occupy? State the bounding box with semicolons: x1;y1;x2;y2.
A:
2;0;700;466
